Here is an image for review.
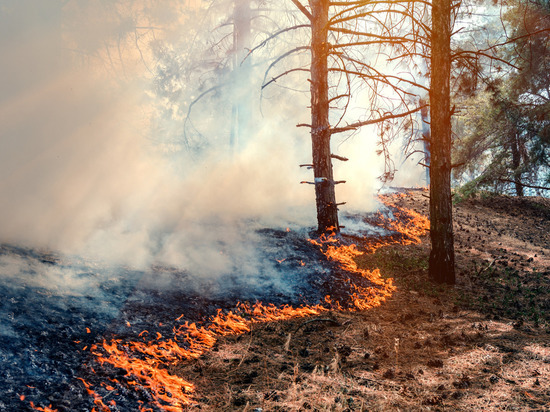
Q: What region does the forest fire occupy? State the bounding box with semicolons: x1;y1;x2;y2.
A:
83;304;330;410
378;193;430;245
2;0;546;408
24;195;429;411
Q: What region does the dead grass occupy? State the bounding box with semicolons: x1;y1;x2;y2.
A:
173;190;550;411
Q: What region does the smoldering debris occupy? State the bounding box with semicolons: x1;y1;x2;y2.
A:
1;220;394;411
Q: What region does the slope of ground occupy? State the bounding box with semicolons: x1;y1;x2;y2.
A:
173;189;550;411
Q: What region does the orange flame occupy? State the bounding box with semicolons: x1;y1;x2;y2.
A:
29;402;58;412
378;194;430;245
71;193;428;410
308;239;395;310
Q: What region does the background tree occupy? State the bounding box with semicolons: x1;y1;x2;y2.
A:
425;0;550;282
151;0;272;155
452;0;550;196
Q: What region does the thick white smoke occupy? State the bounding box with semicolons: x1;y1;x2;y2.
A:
0;1;422;282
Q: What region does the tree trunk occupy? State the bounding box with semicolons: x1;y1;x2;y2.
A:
510;133;524;196
310;0;339;233
420;98;431;186
429;0;456;284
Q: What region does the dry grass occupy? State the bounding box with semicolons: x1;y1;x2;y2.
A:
172;190;550;411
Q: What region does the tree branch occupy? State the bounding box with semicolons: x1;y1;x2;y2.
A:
328;32;429;49
262;46;310;89
331;154;349;161
243;24;310;63
262;67;310;89
451;50;520;69
498;179;550;191
331;105;426;133
290;0;313;21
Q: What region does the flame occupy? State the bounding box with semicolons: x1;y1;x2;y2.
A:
378;194;430;245
77;377;112;412
86;303;328;409
237;301;325;323
58;192;428;411
29;402;58;412
308;239;395;310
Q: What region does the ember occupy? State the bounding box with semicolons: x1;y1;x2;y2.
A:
29;402;58;412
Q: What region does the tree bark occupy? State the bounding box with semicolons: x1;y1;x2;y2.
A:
429;0;456;284
510;133;524;197
420;98;431;186
310;0;339;233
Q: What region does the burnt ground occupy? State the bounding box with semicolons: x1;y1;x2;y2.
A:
173;189;550;411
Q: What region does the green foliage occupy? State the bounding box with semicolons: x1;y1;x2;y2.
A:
452;0;550;196
452;179;496;203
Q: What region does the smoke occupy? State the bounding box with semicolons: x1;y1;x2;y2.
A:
0;1;424;287
0;6;425;409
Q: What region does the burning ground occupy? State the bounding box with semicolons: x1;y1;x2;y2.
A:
169;190;550;411
3;190;549;411
1;195;406;412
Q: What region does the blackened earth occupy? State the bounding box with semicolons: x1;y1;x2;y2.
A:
1;221;391;411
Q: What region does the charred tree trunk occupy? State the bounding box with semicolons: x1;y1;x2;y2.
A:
429;0;455;284
310;0;339;233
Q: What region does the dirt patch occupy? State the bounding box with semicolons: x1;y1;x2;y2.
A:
173;190;550;411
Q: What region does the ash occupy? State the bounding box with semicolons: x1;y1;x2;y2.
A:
0;223;391;411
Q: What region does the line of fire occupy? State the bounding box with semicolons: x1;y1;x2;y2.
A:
2;0;548;410
27;197;430;411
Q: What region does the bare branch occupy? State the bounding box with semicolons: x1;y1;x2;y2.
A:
451;50;520;69
262;46;310;89
243;24;310;63
331;154;349;161
331;105;426;133
329;67;429;95
328;93;350;103
262;67;310;89
290;0;313;21
329;30;429;49
330;9;431;35
478;27;550;54
498;179;550;191
183;84;226;147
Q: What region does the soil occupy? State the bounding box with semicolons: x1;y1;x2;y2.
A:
173;189;550;411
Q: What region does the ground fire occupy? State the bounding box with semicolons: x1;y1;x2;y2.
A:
25;194;430;411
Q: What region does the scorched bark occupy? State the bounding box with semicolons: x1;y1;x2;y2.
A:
310;0;339;234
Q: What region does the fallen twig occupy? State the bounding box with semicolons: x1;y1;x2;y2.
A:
477;259;496;277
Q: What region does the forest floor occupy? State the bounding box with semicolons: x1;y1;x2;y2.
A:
173;189;550;411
